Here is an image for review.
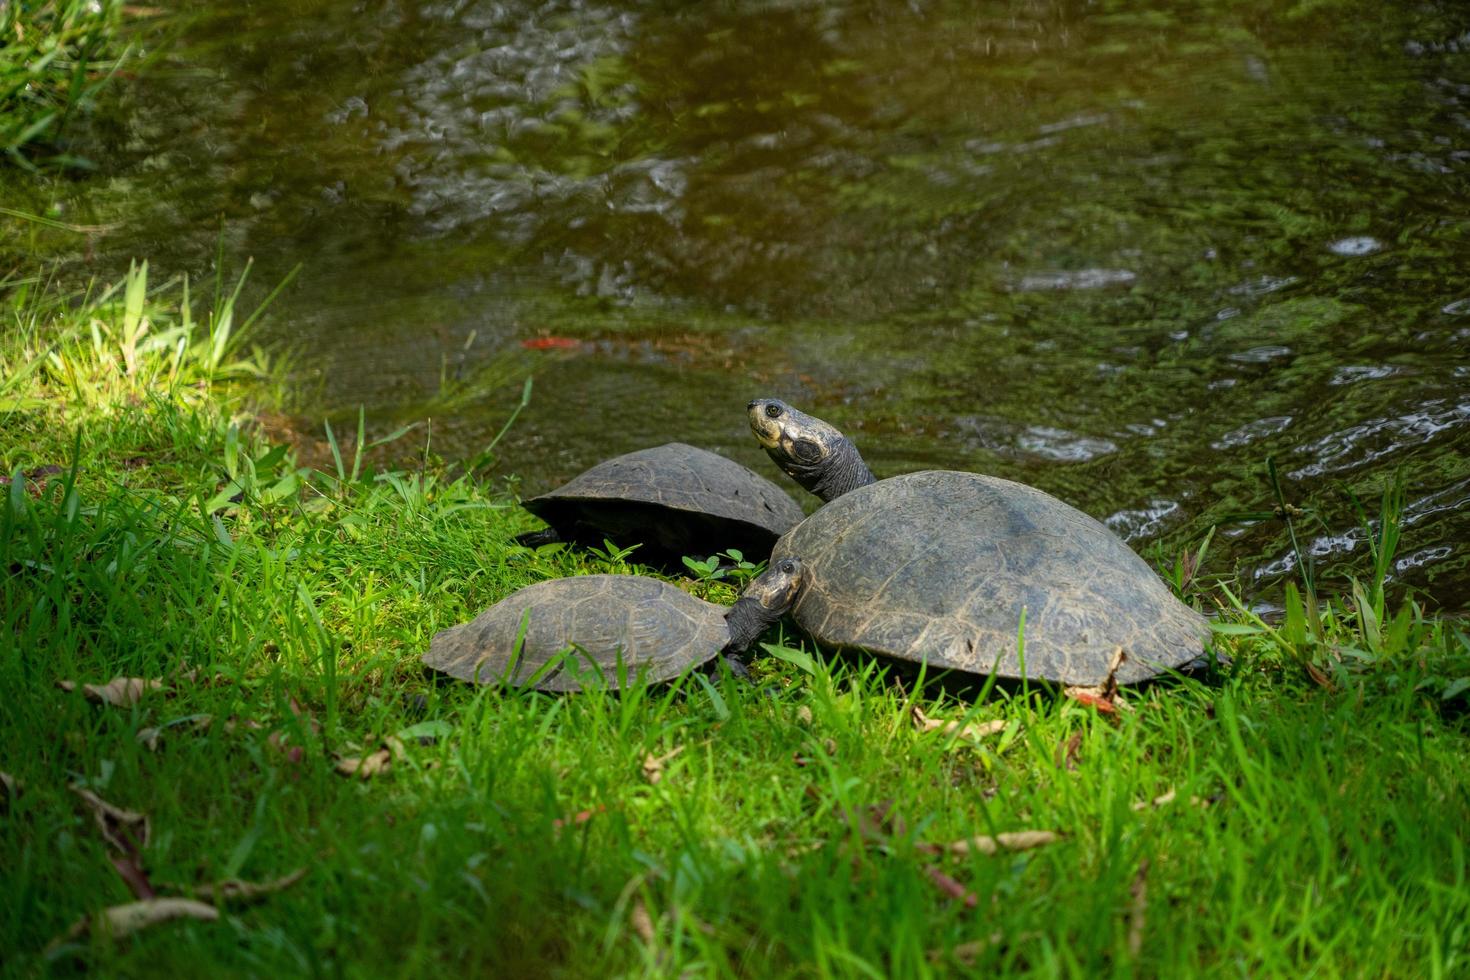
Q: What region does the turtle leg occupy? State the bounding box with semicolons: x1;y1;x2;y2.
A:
514;527;563;548
703;654;753;683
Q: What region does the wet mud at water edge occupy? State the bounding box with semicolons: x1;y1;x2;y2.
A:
34;0;1470;607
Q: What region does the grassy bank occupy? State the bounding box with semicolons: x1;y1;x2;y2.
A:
0;0;138;170
2;267;1469;976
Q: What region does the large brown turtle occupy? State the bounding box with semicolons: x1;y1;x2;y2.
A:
423;559;804;691
515;443;805;566
745;399;1208;685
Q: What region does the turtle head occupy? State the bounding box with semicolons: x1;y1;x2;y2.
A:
723;556;804;653
747;398;877;502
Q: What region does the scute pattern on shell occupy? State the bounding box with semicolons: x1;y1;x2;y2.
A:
526;443;805;542
422;576;729;691
773;471;1209;685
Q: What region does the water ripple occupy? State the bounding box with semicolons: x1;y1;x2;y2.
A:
1290;400;1470;478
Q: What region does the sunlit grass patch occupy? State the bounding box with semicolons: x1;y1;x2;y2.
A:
0;0;138;169
1;267;1468;975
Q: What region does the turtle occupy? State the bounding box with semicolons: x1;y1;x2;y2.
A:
745;398;1209;685
514;443;806;566
422;558;804;691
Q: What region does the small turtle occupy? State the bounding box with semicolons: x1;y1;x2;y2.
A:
515;443;805;565
746;399;1208;685
423;559;804;691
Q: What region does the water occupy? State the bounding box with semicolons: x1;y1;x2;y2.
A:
43;0;1470;605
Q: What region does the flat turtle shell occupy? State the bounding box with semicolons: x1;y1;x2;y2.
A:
772;471;1209;685
522;443;805;562
423;575;731;692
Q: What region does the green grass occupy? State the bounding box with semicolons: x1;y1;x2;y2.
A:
0;0;138;170
2;269;1469;976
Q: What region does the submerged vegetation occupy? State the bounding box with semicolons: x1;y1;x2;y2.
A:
2;266;1467;975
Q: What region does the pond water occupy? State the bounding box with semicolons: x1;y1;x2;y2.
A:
49;0;1470;605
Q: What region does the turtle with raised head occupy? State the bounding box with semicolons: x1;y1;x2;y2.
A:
423;558;804;691
515;442;805;566
746;398;1208;685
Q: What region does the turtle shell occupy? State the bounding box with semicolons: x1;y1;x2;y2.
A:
423;575;728;691
772;471;1208;685
523;443;805;561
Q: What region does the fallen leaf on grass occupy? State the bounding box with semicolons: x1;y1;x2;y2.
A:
1133;788;1178;811
335;749;391;780
552;805;606;832
192;868;307;906
0;771;17;811
1130;788;1214;811
641;746;684;785
911;705;1007;741
846;799;904;846
1128;859;1150;956
923;865;978;908
49;898;219;949
110;854;156;900
939;830;1062;857
927;932;1007;966
286;696;321;734
629;896;656;944
1064;647;1133;713
1055;731;1084;770
69;786;149;856
267;732;306;767
57;677;166;707
1304;661;1337;692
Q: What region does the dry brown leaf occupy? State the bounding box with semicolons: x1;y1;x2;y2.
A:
640;745;684;785
57;677;166;707
630;897;656;944
1131;787;1213;811
69;785;149;855
194;868;308;906
136;728;162;752
923;865;978;908
911;705;1007;741
928;932;1007;966
334;749;391;780
1128;859;1150;956
1304;661;1336;692
1064;647;1134;713
1056;731;1084;770
945;830;1061;856
0;770;17;811
552;805;604;831
1132;789;1177;811
51;898;219;948
110;854;156;900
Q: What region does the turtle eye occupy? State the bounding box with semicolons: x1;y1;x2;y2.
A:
764;404;783;419
778;559;795;573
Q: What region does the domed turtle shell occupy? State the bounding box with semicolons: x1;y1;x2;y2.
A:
522;443;805;562
424;575;731;692
772;471;1209;685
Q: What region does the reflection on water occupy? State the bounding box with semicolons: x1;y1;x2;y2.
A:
52;0;1470;604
